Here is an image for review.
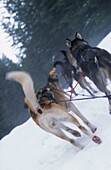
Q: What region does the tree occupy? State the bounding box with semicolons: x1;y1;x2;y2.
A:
0;57;30;139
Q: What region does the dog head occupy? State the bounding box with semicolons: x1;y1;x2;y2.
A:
66;32;89;51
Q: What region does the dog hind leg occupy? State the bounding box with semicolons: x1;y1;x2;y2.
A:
47;127;84;149
79;78;97;96
90;68;111;113
69;102;97;133
58;122;81;137
65;114;102;144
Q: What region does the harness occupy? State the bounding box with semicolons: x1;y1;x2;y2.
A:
48;77;59;84
37;88;58;107
80;47;100;63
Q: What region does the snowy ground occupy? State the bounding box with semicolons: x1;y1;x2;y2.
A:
0;33;111;170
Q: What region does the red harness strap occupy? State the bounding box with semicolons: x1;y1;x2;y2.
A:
70;72;84;101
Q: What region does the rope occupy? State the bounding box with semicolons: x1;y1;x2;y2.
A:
69;72;84;100
39;94;111;105
55;94;111;103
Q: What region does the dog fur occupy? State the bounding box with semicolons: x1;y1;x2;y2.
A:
66;32;111;114
54;50;97;96
6;71;102;149
41;68;97;133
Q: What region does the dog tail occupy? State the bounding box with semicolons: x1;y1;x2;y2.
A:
53;61;65;69
60;50;69;62
6;71;38;112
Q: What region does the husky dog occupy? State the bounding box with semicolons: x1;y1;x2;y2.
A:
6;71;102;149
41;68;97;133
66;32;111;114
54;50;97;96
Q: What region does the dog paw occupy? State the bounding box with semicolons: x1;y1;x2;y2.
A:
92;135;102;144
91;127;97;133
72;130;81;137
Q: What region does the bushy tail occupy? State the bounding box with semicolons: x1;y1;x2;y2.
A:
6;71;38;112
53;61;65;69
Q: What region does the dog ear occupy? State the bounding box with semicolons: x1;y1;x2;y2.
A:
75;32;82;40
66;38;71;48
52;67;56;71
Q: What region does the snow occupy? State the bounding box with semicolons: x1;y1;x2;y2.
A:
0;32;111;170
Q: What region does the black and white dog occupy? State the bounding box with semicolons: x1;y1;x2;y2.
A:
66;32;111;114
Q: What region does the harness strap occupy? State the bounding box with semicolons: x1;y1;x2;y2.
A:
38;89;58;107
70;72;84;101
47;77;59;84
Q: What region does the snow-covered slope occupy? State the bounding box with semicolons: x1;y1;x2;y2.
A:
0;32;111;170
